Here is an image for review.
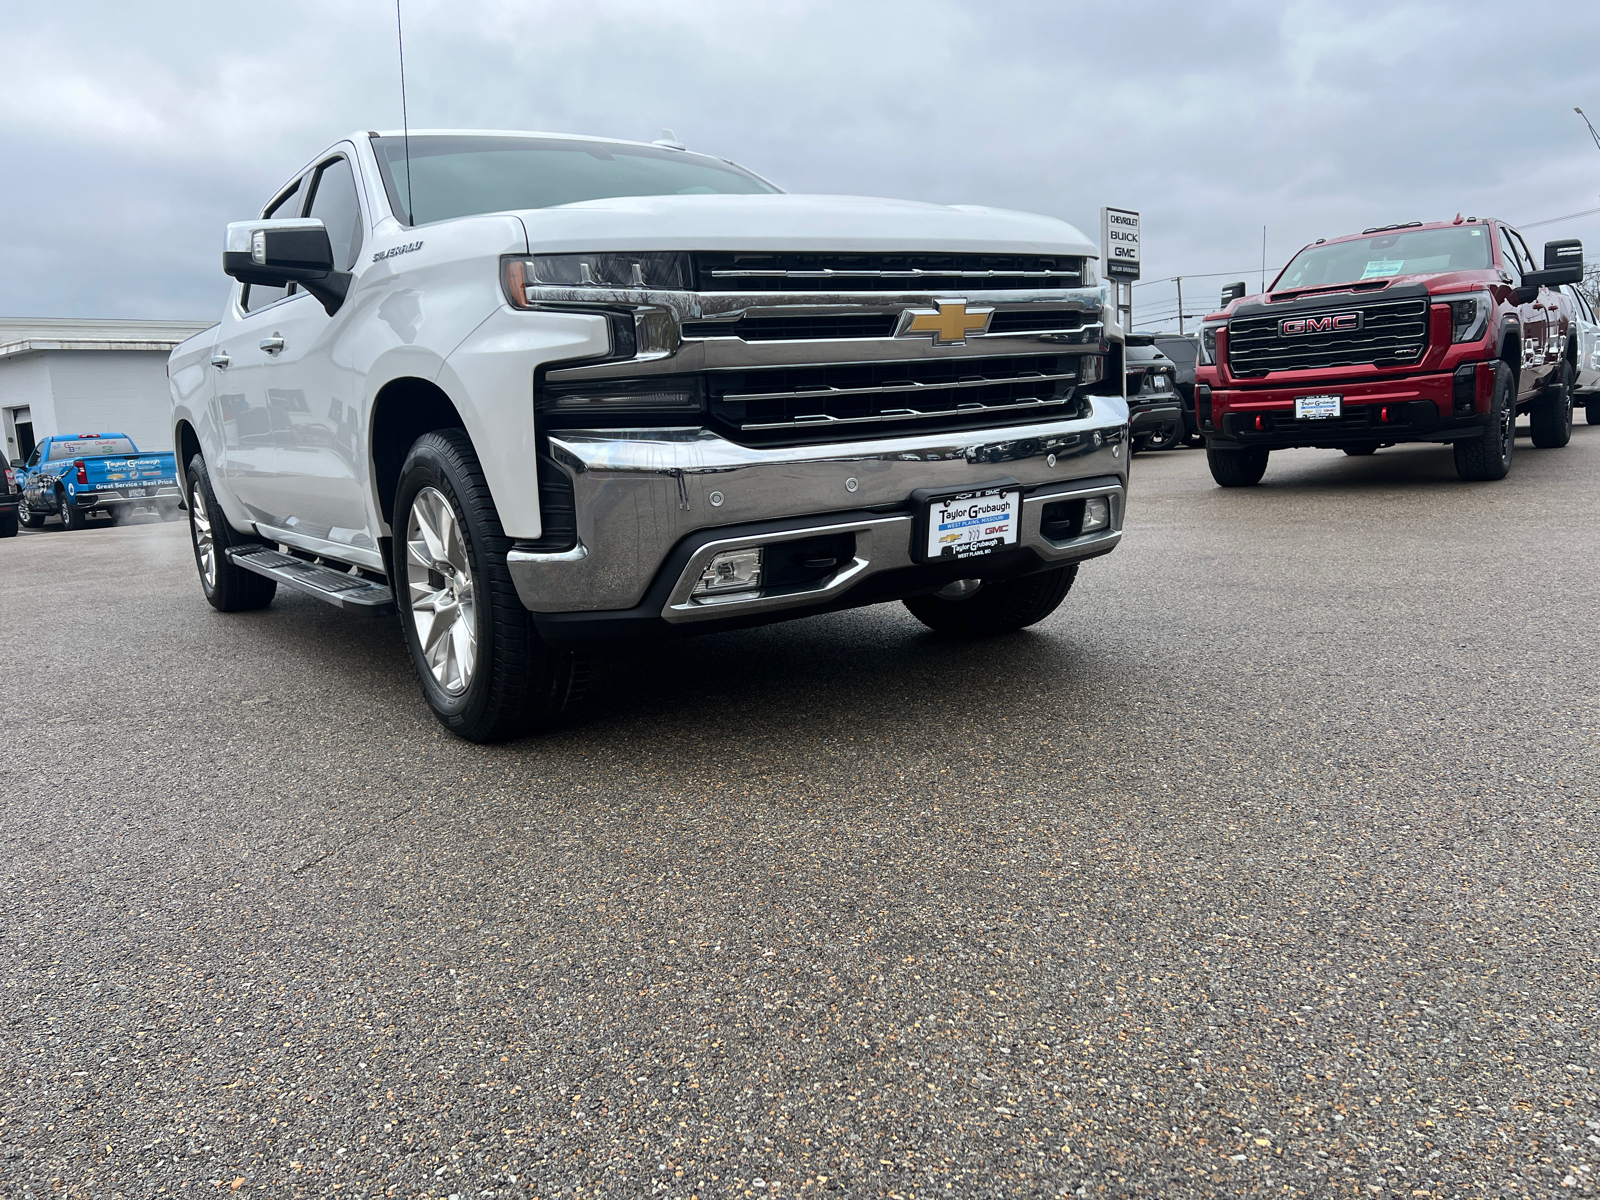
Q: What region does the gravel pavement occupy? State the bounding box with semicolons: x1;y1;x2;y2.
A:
2;430;1598;1199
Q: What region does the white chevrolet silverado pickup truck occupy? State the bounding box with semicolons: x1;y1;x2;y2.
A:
169;130;1129;742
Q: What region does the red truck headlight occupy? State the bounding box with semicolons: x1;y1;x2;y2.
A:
1435;290;1492;344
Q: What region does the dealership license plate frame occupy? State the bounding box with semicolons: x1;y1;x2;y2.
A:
1295;393;1342;420
127;487;147;497
910;478;1024;563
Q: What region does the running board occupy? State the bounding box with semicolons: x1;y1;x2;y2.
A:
227;546;396;615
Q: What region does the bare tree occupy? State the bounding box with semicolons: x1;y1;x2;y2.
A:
1579;260;1600;307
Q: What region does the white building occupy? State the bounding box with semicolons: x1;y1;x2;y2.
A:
0;318;214;464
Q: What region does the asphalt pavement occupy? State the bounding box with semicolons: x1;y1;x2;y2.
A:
3;427;1598;1199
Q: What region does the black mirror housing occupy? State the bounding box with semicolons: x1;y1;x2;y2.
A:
1544;238;1582;274
1221;281;1247;306
222;218;349;314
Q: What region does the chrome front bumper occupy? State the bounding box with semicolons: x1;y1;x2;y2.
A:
507;396;1129;621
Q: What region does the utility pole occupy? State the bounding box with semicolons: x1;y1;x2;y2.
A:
1176;277;1185;334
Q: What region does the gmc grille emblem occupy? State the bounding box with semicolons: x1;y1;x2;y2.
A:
1280;311;1362;336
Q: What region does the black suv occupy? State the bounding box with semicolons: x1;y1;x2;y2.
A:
1154;333;1203;446
1126;335;1184;452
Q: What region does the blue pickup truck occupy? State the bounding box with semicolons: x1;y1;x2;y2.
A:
16;434;180;530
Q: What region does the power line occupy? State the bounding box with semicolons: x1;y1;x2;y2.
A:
1520;205;1600;230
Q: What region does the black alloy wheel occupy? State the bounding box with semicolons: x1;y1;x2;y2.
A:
1529;360;1574;449
1140;420;1184;452
1453;360;1516;481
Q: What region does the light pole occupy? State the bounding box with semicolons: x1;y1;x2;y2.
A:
1577;107;1600;152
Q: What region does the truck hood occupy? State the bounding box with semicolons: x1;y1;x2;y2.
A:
1215;269;1499;318
512;194;1096;258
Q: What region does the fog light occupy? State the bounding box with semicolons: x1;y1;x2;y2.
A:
692;548;763;598
1081;496;1111;533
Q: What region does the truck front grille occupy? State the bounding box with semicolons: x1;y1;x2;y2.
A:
1226;297;1430;377
693;252;1085;293
708;354;1082;445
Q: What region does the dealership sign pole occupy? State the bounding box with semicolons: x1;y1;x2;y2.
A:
1100;207;1140;341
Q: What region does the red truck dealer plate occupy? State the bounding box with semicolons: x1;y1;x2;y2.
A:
1295;394;1342;420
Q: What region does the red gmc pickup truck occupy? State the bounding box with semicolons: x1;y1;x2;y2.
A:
1193;218;1584;484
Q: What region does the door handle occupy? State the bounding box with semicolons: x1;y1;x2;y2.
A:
210;351;230;369
259;336;285;354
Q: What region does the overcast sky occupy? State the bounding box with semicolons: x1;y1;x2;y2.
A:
4;0;1600;329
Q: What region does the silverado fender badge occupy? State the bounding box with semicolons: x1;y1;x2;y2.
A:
372;241;424;263
896;298;995;346
1280;311;1362;336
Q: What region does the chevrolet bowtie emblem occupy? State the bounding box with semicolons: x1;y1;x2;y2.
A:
896;299;994;346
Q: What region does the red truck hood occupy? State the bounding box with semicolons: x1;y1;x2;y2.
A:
1207;270;1498;320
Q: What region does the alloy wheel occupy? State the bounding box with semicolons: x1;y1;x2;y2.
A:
403;486;477;697
17;496;31;525
189;483;216;590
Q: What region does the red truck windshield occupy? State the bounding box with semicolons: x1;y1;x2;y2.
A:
48;438;136;460
1275;225;1492;291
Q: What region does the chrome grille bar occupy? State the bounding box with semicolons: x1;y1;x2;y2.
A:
742;395;1067;432
721;369;1076;404
709;268;1081;282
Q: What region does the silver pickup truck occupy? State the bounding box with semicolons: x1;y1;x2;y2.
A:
169;129;1130;741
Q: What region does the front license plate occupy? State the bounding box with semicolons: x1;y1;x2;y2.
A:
925;488;1021;560
127;487;147;497
1295;393;1342;420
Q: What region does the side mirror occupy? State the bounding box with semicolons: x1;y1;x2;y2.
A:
1520;238;1584;296
222;218;350;315
1221;281;1247;305
9;459;22;469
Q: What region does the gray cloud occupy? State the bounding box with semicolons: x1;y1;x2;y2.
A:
3;0;1599;326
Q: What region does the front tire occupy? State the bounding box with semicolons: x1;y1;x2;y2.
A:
903;565;1077;636
0;509;16;538
1207;445;1270;487
1586;399;1600;426
187;453;276;612
394;429;583;743
1343;444;1378;457
1454;360;1515;481
1529;360;1574;449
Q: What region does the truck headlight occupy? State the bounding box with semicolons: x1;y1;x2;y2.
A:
1199;322;1223;365
503;253;692;304
1437;291;1491;344
539;375;704;416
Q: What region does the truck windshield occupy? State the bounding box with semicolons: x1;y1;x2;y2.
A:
1274;226;1492;291
48;438;136;460
370;135;780;226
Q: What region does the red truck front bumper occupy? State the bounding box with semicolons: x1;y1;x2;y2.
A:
1201;362;1497;450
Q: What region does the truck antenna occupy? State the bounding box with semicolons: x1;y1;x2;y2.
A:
396;0;414;224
